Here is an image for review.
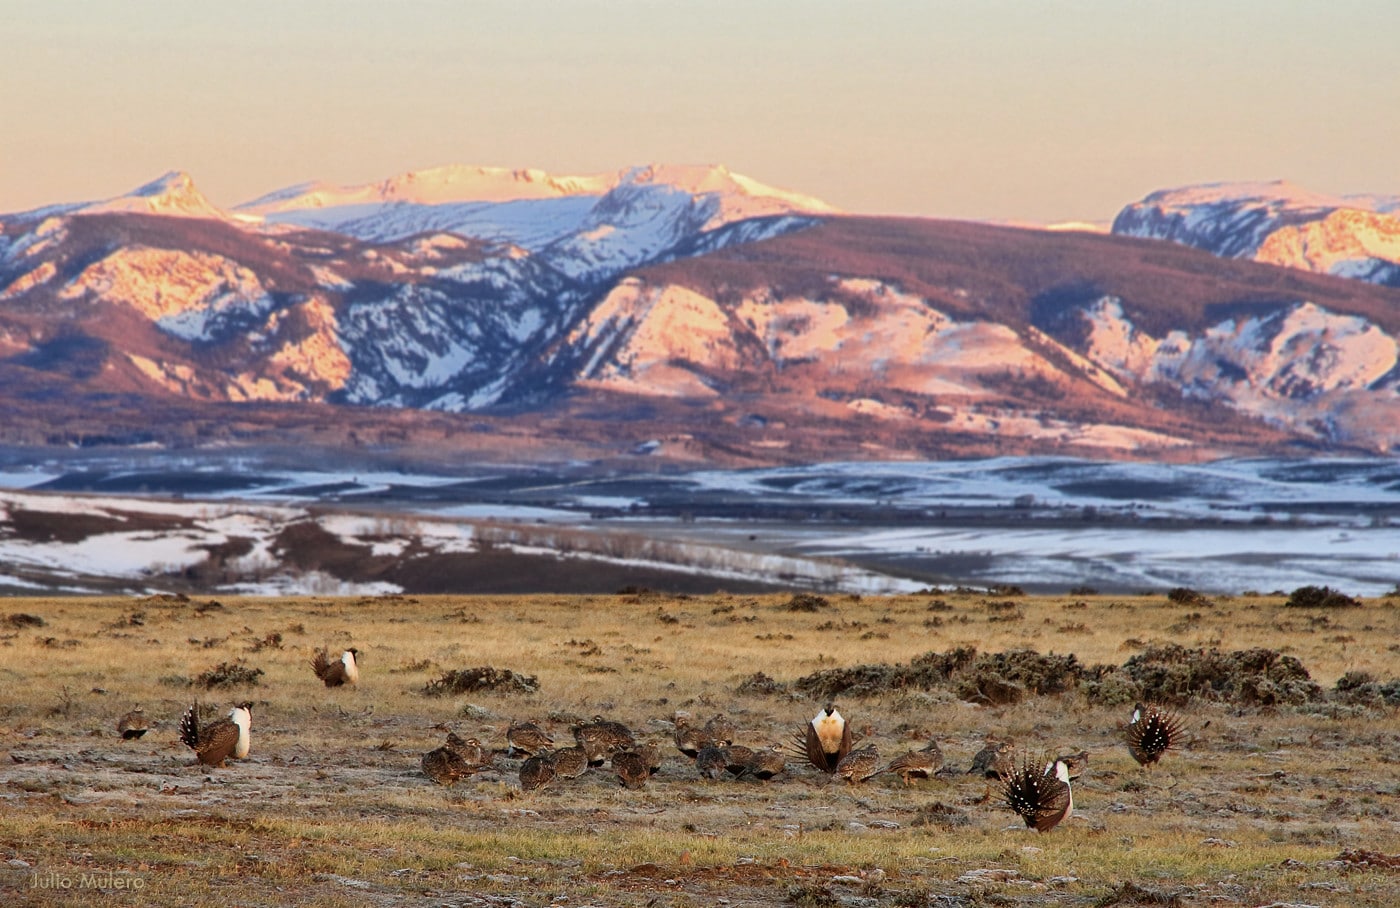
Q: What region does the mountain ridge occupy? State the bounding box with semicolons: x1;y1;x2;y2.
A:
3;167;1399;462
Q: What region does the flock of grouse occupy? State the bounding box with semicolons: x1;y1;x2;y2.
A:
114;647;1186;833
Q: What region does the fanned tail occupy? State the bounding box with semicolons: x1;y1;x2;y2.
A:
178;702;200;750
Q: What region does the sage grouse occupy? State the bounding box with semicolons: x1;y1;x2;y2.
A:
1056;749;1090;780
574;716;635;766
519;752;556;792
443;731;489;769
881;740;943;785
793;703;852;773
311;647;360;687
179;702;252;768
721;744;757;778
695;744;728;780
837;743;882;785
1000;754;1073;832
967;740;1014;778
506;720;554;757
612;750;649;790
745;745;788;780
116;706;149;740
673;714;708;759
1125;703;1185;768
421;743;474;786
551;745;590;779
702;714;737;748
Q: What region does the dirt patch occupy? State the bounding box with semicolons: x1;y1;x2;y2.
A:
1334;849;1400;870
421;666;540;696
2;506;193;543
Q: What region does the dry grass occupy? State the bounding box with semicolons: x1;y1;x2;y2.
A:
1;590;1398;906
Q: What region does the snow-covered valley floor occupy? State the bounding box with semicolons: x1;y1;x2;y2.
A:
1;453;1397;596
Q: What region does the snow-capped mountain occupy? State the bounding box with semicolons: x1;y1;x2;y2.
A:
3;167;1400;461
1113;181;1400;287
235;163;835;280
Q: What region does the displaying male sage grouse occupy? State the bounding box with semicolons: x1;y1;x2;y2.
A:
116;706;149;740
1000;754;1074;832
793;703;852;773
1125;703;1186;768
311;647;361;687
179;702;252;768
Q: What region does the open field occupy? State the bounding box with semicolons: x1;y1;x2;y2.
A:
2;590;1399;906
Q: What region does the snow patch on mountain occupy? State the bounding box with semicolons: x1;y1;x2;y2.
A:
1113;180;1400;285
567;279;738;397
235;164;832;281
567;275;1072;403
1076;297;1400;448
0;261;57;300
58;247;274;341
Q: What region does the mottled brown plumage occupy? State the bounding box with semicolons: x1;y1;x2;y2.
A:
519;752;556;792
116;706;148;740
310;647;360;687
635;741;663;776
968;740;1014;778
673;715;708;758
695;744;728;780
1000;754;1073;832
881;740;943;784
444;732;488;768
612;750;649;790
574;716;635;766
702;714;737;748
837;743;882;784
421;745;473;785
551;745;590;779
507;720;554;757
1126;703;1185;768
179;702;251;768
745;744;787;780
722;744;756;777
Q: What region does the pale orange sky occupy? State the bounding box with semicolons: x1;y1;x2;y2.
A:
3;1;1397;223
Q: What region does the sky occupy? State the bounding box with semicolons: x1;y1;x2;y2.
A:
3;1;1397;224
